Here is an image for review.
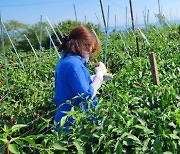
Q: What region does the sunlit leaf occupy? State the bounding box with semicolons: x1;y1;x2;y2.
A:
8;144;20;154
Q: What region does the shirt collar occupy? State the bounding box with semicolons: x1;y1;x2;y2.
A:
61;51;87;67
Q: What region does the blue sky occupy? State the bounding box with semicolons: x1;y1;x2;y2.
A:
0;0;179;26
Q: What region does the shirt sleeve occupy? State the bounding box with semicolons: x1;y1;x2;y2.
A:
67;66;94;103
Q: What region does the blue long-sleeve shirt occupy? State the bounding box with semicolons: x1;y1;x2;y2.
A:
54;53;97;123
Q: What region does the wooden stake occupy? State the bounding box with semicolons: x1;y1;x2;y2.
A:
149;52;160;85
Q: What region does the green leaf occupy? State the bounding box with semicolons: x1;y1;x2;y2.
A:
10;137;20;143
0;147;5;154
169;141;176;153
127;134;141;144
98;134;105;146
138;118;146;126
103;140;114;151
11;124;28;133
163;152;173;154
168;122;176;128
0;138;8;144
53;143;68;151
73;140;84;154
142;138;150;151
92;133;100;138
8;144;20;154
155;121;163;135
108;125;113;131
120;132;128;139
60;115;67;127
169;134;180;140
38;122;48;133
134;125;153;135
153;139;162;153
22;137;36;147
112;128;123;134
115;140;122;154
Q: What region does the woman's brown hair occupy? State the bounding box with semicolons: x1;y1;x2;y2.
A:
59;26;100;59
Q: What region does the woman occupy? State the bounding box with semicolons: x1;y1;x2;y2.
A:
53;26;107;128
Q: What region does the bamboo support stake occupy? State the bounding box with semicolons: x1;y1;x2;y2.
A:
45;27;60;58
45;16;62;44
2;22;25;69
95;13;101;26
73;4;78;22
135;13;138;27
103;5;110;65
40;15;43;52
146;9;149;36
0;12;9;90
114;14;116;32
125;29;129;35
54;24;63;37
49;36;52;54
158;0;161;15
119;33;129;55
143;6;148;37
129;0;135;31
126;6;128;29
35;31;41;47
138;28;150;46
24;34;38;60
153;27;162;38
84;15;87;25
129;0;140;57
130;28;136;38
147;9;149;27
149;52;160;86
99;0;109;65
99;0;107;34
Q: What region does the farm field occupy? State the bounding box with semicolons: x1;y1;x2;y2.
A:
0;21;180;153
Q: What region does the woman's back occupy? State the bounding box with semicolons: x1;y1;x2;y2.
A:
54;53;93;106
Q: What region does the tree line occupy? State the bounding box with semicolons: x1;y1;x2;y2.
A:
1;20;102;52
